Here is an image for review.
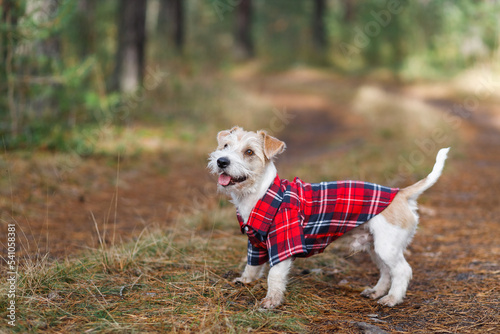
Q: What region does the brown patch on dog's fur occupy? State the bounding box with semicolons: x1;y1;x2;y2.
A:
382;174;435;229
381;192;416;230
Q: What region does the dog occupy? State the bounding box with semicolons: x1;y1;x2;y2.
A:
208;126;449;309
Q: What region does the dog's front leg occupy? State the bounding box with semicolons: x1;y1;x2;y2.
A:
260;258;292;309
233;263;265;284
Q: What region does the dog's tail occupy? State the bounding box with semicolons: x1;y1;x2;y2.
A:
401;147;450;200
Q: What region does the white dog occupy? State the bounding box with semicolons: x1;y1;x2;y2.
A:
208;126;449;309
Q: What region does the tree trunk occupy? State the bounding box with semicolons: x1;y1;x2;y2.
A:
157;0;184;53
235;0;253;59
342;0;356;23
170;0;184;52
1;0;20;62
76;0;96;58
112;0;147;93
312;0;327;52
1;0;22;137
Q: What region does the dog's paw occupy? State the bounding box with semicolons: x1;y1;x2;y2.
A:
233;276;252;284
378;295;402;307
259;293;284;309
361;288;385;300
361;288;377;299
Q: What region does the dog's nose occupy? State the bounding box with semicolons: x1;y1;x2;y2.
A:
217;157;230;169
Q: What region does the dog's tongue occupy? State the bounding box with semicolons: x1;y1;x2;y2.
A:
218;174;232;186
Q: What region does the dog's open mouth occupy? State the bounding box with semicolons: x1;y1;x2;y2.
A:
218;173;247;187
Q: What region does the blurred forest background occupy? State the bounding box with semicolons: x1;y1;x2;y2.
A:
1;0;499;151
2;1;500;332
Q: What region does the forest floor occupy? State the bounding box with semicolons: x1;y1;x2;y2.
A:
1;68;499;333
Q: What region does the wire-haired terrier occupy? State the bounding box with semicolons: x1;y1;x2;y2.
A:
208;126;449;309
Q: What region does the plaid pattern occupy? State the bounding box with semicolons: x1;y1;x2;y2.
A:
237;175;399;267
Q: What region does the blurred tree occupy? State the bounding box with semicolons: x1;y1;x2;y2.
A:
235;0;254;59
157;0;184;53
1;0;20;61
74;0;96;58
112;0;147;93
36;0;61;63
312;0;327;52
342;0;356;23
15;0;63;127
1;0;22;137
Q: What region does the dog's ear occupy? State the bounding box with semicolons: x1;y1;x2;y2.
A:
217;130;231;144
217;126;242;144
259;131;286;159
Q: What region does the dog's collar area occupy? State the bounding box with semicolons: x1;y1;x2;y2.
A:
237;174;283;235
218;173;247;187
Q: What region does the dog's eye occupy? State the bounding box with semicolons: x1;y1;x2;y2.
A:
245;149;254;156
224;144;228;149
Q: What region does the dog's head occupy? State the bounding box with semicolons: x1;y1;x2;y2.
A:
208;126;286;195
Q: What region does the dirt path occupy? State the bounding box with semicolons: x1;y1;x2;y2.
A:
2;153;212;259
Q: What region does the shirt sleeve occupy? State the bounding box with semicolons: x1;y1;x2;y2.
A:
267;208;307;266
247;239;269;266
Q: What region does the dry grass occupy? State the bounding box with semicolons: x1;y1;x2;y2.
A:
2;208;498;333
0;212;311;333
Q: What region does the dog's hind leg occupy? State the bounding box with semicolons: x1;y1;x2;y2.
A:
377;252;412;307
369;215;414;307
361;249;391;300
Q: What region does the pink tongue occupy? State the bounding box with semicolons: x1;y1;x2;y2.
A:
218;174;232;186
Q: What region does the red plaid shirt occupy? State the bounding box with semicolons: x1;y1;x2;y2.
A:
237;175;398;267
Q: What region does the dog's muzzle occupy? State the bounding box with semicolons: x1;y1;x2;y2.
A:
217;157;230;169
216;157;247;186
218;173;247;186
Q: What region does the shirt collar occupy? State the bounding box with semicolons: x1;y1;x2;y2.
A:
237;175;283;235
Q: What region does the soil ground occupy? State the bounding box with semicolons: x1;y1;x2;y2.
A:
2;70;499;332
